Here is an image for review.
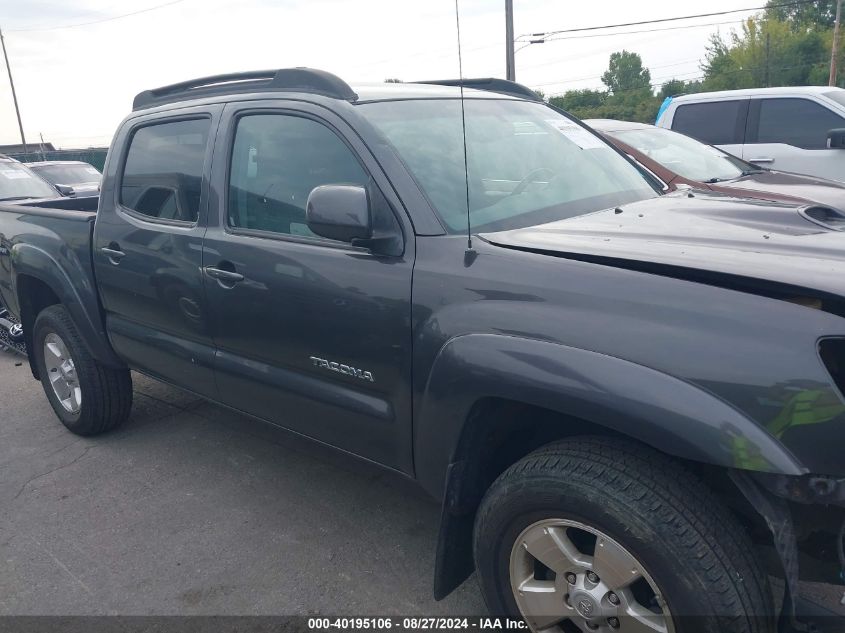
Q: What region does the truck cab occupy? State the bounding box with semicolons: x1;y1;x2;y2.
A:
656;86;845;183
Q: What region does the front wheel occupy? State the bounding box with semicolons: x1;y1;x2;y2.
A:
473;437;774;633
33;305;132;435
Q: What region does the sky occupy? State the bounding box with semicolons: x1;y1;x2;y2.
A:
0;0;753;148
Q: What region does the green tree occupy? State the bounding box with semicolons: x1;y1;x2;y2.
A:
701;32;745;90
657;78;704;99
550;88;607;112
601;50;652;94
549;51;663;123
701;16;838;90
765;0;839;30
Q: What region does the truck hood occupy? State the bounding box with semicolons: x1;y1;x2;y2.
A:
481;191;845;299
720;170;845;213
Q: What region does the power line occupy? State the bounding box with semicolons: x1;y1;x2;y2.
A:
6;0;188;33
512;19;745;77
475;22;739;79
540;18;746;45
519;0;817;40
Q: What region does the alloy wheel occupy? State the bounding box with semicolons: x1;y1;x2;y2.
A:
510;519;673;633
43;332;82;414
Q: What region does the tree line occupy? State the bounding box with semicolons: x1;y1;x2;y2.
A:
547;0;844;122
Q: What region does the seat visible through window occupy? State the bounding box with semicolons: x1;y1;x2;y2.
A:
228;114;368;237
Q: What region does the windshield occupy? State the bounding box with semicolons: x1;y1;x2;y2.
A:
825;90;845;109
0;162;59;201
31;163;101;186
359;99;657;233
610;127;756;182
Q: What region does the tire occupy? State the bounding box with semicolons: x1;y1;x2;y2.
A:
32;305;132;436
474;436;774;633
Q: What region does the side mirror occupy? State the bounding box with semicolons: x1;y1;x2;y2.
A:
55;184;76;197
306;185;372;243
827;128;845;149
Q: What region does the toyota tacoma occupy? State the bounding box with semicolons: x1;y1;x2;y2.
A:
1;69;844;632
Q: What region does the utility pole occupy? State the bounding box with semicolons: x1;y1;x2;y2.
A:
765;32;770;88
832;0;843;87
505;0;515;81
0;28;27;154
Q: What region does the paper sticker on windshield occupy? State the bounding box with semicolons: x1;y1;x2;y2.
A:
545;120;606;150
0;170;32;180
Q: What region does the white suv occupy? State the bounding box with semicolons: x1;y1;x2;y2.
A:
655;86;845;183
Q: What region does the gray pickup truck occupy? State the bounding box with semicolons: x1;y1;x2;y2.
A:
1;69;844;632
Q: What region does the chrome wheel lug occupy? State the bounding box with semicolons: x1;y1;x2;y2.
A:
608;592;620;605
608;617;620;629
565;572;577;585
586;570;600;583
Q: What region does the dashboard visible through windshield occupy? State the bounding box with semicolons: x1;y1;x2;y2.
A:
0;162;59;201
359;99;658;233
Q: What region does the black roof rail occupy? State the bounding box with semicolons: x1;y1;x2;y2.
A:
413;78;541;101
133;68;357;110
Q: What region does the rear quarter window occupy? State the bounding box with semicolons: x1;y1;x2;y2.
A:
120;118;210;223
671;101;746;145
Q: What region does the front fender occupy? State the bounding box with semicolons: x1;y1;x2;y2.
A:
12;242;122;369
415;333;806;500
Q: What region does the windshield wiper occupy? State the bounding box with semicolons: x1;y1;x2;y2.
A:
739;168;764;177
703;177;725;183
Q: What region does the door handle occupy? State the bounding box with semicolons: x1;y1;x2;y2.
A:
748;157;774;163
100;246;126;264
204;266;244;284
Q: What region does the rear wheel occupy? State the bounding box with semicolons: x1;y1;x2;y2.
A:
473;437;774;633
33;305;132;435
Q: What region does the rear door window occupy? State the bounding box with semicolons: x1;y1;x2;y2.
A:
752;98;845;149
120;118;210;223
671;101;746;145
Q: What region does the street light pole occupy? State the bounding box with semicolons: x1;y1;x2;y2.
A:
0;27;27;154
831;0;843;87
505;0;515;81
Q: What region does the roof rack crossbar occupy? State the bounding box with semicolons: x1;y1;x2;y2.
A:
413;78;541;101
133;68;357;110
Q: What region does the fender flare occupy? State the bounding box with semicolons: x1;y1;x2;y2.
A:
416;334;806;599
12;243;123;371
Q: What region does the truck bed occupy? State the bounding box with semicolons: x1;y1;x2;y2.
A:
0;197;99;322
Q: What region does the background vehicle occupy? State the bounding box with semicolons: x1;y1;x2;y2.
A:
1;69;844;631
0;306;25;354
0;154;64;203
27;160;102;198
0;155;63;353
0;157;97;354
655;86;845;183
588;118;845;217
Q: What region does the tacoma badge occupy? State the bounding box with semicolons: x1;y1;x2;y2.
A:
310;356;374;382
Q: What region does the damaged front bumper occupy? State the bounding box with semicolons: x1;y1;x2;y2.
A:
746;472;845;587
